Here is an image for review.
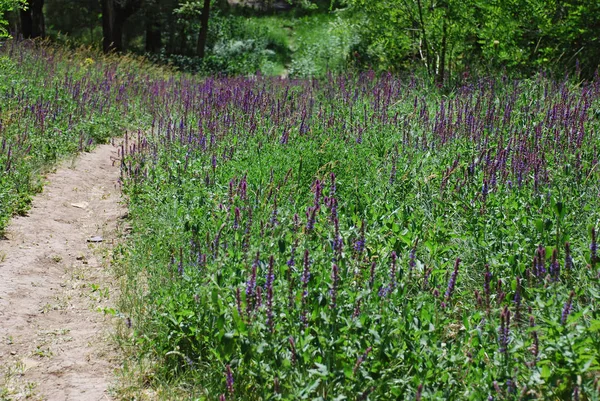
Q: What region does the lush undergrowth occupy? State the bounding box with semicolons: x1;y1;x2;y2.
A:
0;40;156;232
115;71;600;400
155;12;356;78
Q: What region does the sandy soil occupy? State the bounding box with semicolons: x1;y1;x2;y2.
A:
0;143;124;400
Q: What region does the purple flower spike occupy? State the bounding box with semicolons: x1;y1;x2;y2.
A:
235;288;243;317
565;242;574;270
530;330;539;364
550;248;560;281
312;179;322;207
305;206;318;232
233;207;240;230
415;384;423;401
353;346;372;374
369;261;376;289
561;291;575;325
354;238;365;254
333;217;343;259
238;176;247;202
535;245;547;278
225;365;234;395
513;276;522;306
354;220;366;256
246;252;259;315
408;242;417;272
499;306;510;353
573;385;580;401
444;258;461;304
289;336;297;364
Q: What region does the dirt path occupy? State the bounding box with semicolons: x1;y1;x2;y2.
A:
0;143;124;400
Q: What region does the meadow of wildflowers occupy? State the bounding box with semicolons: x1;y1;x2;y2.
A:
116;70;600;399
0;40;152;231
2;40;600;399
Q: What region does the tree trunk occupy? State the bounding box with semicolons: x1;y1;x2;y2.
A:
30;0;44;38
196;0;211;58
102;0;116;52
102;0;141;53
19;6;32;38
20;0;44;38
145;20;162;53
166;11;176;54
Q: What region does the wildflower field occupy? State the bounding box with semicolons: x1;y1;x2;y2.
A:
2;40;600;400
0;40;150;231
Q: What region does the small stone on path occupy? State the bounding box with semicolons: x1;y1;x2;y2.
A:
87;236;103;243
71;202;89;209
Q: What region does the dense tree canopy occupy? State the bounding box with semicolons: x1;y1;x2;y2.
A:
345;0;600;80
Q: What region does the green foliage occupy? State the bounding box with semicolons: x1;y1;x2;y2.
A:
344;0;600;80
0;0;25;37
288;13;358;77
44;0;102;45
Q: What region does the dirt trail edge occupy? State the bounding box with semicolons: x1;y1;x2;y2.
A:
0;143;124;400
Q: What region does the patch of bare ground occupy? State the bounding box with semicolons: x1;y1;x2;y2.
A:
0;143;125;400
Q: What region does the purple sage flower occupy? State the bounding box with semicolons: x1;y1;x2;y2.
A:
565;242;574;270
354;220;366;255
408;243;417;272
233;207;240;230
225;365;234;395
415;384;423;401
305;206;318;232
550;248;560;281
353;346;372;374
444;258;461;304
246;252;259;315
499;306;510;353
561;290;575;325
